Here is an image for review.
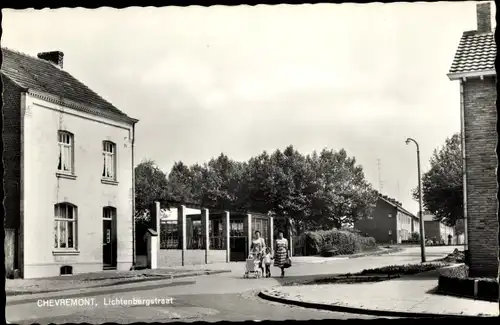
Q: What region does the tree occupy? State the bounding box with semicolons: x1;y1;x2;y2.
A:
412;133;463;230
244;151;276;214
135;159;169;217
166;161;198;205
200;153;246;210
308;148;378;229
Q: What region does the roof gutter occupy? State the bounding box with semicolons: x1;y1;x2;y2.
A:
459;79;468;251
447;69;496;81
131;121;137;268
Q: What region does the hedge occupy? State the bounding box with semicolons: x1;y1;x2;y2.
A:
359;262;447;276
301;229;376;256
437;264;499;302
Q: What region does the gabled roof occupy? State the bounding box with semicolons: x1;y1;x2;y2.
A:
447;31;496;80
378;195;417;219
1;47;138;124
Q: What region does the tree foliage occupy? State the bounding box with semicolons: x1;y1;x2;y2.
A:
134;159;169;224
136;146;378;231
412;133;463;229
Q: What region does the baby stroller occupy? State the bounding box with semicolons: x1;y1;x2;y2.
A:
243;254;262;278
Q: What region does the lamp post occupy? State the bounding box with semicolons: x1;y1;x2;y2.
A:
405;138;426;263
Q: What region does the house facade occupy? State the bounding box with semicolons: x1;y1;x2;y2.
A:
354;195;418;244
447;2;497;277
422;212;457;244
2;48;138;278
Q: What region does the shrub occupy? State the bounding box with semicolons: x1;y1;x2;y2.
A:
301;229;376;256
438;264;468;278
410;232;420;241
359;263;447;276
320;243;339;257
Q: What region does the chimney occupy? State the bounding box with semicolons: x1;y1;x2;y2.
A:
37;51;64;68
477;2;492;33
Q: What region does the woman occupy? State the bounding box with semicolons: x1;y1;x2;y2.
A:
250;230;266;274
274;231;289;278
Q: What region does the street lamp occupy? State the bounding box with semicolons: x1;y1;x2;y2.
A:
406;138;426;263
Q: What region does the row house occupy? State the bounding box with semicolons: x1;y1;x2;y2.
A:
354;194;419;244
2;48;138;278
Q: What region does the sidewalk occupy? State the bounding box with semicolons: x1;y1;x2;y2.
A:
259;269;498;317
6;267;231;297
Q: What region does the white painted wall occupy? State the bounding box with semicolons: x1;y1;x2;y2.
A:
22;94;134;278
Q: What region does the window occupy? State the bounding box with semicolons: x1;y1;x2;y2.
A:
388;230;392;235
102;141;116;180
209;219;225;250
388;213;392;218
160;220;178;249
58;131;74;173
103;207;115;220
187;219;203;249
54;203;77;249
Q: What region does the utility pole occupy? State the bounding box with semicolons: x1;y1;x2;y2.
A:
377;159;384;192
406;138;426;263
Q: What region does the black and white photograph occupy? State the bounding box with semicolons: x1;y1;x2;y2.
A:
2;1;498;323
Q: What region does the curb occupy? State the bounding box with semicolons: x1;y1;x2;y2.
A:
257;290;483;318
6;269;230;298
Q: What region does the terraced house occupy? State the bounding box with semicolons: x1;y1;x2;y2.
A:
2;48;139;278
447;2;497;277
354;195;419;244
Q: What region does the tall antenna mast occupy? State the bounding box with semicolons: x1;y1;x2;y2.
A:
377;159;384;192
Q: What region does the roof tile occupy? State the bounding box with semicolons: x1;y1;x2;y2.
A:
1;47;135;122
448;32;496;75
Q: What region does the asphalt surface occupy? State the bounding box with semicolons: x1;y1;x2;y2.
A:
7;246;460;323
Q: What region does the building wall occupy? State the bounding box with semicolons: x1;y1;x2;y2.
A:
354;200;397;244
424;221;441;241
396;211;413;242
463;77;498;277
157;249;226;267
412;218;420;234
2;77;23;275
22;94;134;278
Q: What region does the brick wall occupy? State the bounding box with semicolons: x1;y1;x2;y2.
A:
463;76;498;277
2;76;22;229
2;76;22;274
354;199;397;244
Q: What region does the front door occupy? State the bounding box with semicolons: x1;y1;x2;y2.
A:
229;219;246;261
103;207;116;267
103;218;113;266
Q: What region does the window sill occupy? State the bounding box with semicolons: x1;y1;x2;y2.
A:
101;179;119;186
53;250;80;256
56;172;77;180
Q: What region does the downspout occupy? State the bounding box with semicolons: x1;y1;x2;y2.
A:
131;121;137;267
459;79;468;252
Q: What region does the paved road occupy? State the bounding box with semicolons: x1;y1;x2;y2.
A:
7;246;459;323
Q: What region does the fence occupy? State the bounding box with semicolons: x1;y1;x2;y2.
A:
160;220;178;249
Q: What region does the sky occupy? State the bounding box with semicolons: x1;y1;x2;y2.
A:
2;2;495;215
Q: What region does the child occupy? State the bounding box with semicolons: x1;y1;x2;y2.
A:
263;248;273;278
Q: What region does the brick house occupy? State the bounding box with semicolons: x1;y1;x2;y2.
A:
447;2;497;277
354;195;419;244
421;211;456;244
2;48;138;278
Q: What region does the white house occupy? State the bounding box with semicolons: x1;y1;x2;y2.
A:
2;48;138;278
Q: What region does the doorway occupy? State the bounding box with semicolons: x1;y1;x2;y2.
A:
229;219;246;261
103;207;117;268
